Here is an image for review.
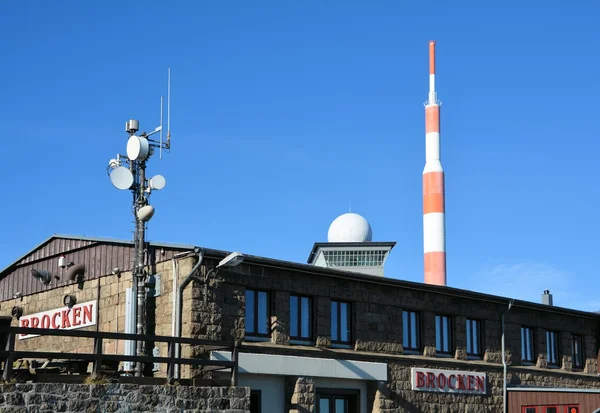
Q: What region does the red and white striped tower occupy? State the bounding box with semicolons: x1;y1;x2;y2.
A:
423;40;446;286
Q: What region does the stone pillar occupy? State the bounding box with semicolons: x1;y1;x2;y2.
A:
536;328;548;368
560;331;573;371
271;290;290;345
584;335;598;374
421;311;436;357
315;297;331;349
454;315;467;361
483;319;502;364
289;377;315;413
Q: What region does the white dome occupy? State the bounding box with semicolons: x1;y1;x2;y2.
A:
327;213;373;243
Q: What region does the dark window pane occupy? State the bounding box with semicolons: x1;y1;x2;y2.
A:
245;290;255;333
301;297;310;338
257;291;268;334
402;311;409;348
410;312;418;348
340;303;349;342
331;302;338;341
290;296;298;337
319;398;330;413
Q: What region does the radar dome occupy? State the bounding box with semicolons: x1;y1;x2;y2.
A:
327;213;373;243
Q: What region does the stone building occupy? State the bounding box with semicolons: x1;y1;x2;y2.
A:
1;214;600;412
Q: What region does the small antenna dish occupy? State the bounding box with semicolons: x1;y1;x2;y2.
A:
137;205;155;222
127;135;150;161
149;175;166;191
110;166;134;190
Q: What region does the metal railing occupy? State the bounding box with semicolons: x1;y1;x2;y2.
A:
0;326;239;386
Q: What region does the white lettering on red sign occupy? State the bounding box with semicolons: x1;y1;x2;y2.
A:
411;367;486;395
18;300;97;340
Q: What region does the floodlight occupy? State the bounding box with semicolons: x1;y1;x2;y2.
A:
109;166;134;190
11;306;22;319
127;135;150;161
149;175;166;191
137;205;155;222
63;295;77;307
66;263;86;282
31;269;52;285
217;252;244;269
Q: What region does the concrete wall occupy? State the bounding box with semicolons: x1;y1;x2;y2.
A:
0;383;249;412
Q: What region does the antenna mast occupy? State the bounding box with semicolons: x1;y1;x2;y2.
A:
106;68;172;377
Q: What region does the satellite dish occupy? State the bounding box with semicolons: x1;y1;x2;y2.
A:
127;135;150;161
137;205;155;222
110;166;134;190
149;175;166;191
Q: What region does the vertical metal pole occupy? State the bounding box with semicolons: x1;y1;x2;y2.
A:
502;312;507;413
135;161;147;377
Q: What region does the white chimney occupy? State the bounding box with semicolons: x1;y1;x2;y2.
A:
542;289;553;306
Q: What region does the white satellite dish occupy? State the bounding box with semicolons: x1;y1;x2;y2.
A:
137;205;155;222
109;166;134;190
149;175;166;191
127;135;150;161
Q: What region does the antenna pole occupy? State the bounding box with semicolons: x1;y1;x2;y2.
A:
160;96;164;159
167;67;171;149
134;160;147;377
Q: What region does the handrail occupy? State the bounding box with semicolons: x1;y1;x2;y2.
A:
0;326;239;386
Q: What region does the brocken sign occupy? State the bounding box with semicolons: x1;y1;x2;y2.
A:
411;367;487;395
18;300;97;340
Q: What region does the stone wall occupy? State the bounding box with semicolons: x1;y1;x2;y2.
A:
207;260;599;376
0;255;199;378
0;383;249;413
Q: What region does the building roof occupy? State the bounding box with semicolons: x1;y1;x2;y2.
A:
306;241;397;264
0;233;195;277
1;234;597;319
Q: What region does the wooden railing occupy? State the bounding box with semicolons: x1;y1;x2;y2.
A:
0;326;239;385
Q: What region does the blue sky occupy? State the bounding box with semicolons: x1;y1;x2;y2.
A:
1;1;599;311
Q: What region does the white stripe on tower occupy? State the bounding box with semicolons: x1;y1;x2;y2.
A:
423;40;446;286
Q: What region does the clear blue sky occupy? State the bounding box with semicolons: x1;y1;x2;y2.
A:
1;1;598;311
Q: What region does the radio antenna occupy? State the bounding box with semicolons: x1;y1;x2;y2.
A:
166;67;171;151
159;96;164;159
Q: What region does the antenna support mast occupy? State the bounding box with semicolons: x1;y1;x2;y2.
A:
107;69;172;377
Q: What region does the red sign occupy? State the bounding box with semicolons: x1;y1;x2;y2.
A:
411;367;486;395
18;300;97;340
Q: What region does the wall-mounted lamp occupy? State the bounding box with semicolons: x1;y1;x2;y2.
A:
66;263;86;282
31;269;52;285
63;295;77;308
11;306;23;319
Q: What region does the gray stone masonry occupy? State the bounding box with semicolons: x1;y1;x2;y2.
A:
0;383;249;413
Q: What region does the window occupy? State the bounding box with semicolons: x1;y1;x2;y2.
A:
435;315;452;355
521;326;535;363
546;330;559;366
571;335;584;369
331;301;351;344
523;408;537;413
323;250;388;267
544;408;557;413
245;289;270;337
290;295;313;341
317;389;359;413
250;390;261;413
402;310;420;351
466;318;482;358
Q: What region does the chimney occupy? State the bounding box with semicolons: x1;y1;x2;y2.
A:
542;289;553;306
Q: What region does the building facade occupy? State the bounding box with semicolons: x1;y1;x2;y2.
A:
1;226;600;412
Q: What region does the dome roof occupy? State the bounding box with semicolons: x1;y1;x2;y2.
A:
327;213;372;243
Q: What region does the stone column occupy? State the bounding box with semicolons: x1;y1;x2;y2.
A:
536;328;548;368
584;335;598;374
421;311;436;357
289;377;315;413
560;331;573;371
483;319;502;364
315;297;331;349
271;290;290;345
454;316;467;360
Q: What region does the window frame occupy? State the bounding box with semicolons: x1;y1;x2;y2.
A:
521;326;536;364
435;314;453;356
571;334;584;370
546;330;560;367
331;300;352;346
245;289;271;338
402;310;420;353
290;294;314;342
466;318;482;359
250;390;262;413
